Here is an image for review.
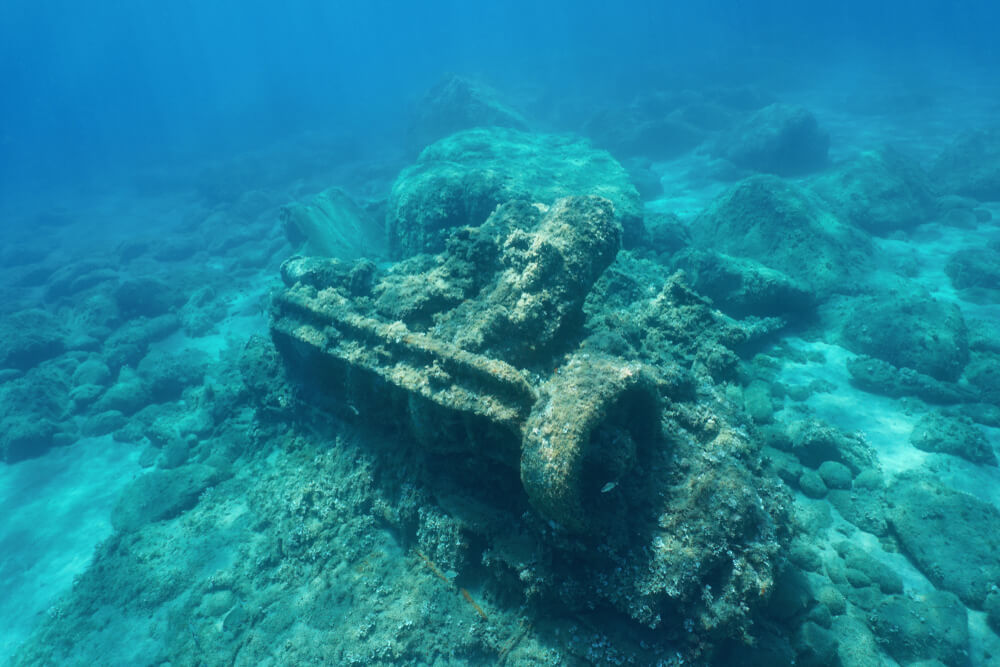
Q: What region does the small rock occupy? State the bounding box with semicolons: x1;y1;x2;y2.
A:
910;411;997;465
72;358;111;386
817;460;853;490
80;410;128;437
798;470;828;499
743;379;775;423
870;591;968;666
715;103;829;176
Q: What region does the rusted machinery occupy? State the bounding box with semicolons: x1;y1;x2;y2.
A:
270;196;662;532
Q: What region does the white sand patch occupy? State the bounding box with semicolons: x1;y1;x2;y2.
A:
155;286;270;363
0;436;143;661
776;336;1000;503
648;155;730;219
774;338;923;475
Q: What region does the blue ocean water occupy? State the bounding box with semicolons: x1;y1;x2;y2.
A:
3;1;997;199
2;1;1000;665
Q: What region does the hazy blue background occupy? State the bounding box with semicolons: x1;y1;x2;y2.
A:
1;0;998;197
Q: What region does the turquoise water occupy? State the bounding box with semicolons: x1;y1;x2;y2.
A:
2;3;999;665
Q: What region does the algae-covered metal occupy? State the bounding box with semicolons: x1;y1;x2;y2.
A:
271;195;661;533
268;193;789;647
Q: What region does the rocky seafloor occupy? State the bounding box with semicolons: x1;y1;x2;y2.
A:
2;74;1000;666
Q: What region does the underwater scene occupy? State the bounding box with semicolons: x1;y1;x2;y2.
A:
2;1;1000;665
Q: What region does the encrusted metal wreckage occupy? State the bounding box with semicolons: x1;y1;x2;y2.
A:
271;196;660;533
268;194;788;648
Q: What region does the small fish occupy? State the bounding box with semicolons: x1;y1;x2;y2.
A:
600;481;617;493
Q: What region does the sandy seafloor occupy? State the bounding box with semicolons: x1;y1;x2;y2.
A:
2;73;1000;665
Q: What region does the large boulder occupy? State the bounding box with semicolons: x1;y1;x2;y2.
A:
811;147;937;234
93;367;152;416
583;87;772;161
280;187;386;260
932;128;1000;201
781;419;879;475
0;417;60;463
44;260;118;300
840;289;969;382
690;175;871;295
945;245;1000;291
671;248;816;319
870;590;969;666
714;103;829;176
584;104;705;160
408;74;529;150
910;411;996;465
111;464;224;532
386;127;643;257
136;347;209;403
846;354;973;405
103;314;180;373
0;309;66;371
114;277;184;320
0;362;75;461
966;353;1000;405
889;472;1000;608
